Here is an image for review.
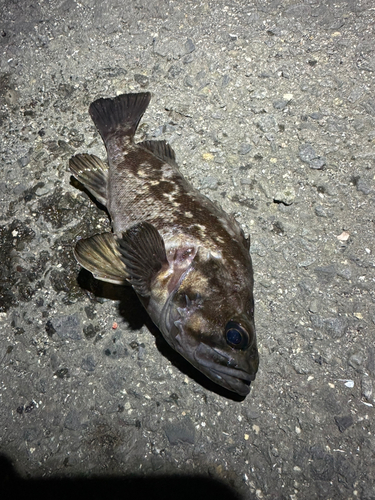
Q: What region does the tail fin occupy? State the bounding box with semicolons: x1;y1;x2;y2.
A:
89;93;151;143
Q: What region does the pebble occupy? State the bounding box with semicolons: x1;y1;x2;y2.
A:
291;355;314;374
51;314;81;340
309;446;335;481
164;418;196;445
298;258;316;267
299;143;317;163
323;317;348;339
18;153;31;167
367;348;375;374
309;300;319;313
334;415;353;433
314;264;336;283
184;38;195;54
309;157;326;169
310;112;324;120
299;143;326;169
273;100;288;110
310;315;348;339
251;88;268;99
81;355;96;372
36;182;55;196
356;178;372;195
23;427;41;443
242;408;261;420
255;115;278;133
184;75;194;88
101;368;127;395
273;186;296;205
337;267;352;280
250;241;266;257
314;205;330;217
221;74;230;87
201;176;218;190
64;409;82;431
239;143;252;155
153;37;195;59
300;228;319;242
361;375;374;403
134;74;149;87
348;85;366;103
348;352;364;372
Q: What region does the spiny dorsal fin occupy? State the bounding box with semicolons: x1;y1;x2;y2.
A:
138;140;177;167
74;232;128;285
118;222;169;297
69;154;108;207
89;93;151;143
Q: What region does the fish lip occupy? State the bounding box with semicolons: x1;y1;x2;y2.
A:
209;365;253;396
194;345;255;396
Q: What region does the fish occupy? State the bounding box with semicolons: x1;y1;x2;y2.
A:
69;92;259;396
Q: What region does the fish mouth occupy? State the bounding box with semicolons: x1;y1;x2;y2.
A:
208;364;253;396
193;344;256;396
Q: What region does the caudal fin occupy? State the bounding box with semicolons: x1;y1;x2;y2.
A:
89;92;151;143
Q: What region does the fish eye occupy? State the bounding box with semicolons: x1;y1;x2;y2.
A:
226;328;242;345
225;321;249;349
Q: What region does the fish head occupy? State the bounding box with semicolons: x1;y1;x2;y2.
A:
160;249;258;396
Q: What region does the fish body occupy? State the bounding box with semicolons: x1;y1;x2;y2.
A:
69;93;258;396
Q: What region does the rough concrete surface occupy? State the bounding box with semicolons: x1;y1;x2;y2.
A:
1;1;375;499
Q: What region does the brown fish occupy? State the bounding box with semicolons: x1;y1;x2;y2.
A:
69;93;258;396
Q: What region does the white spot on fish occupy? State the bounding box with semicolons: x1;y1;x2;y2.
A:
209;249;223;259
163;193;180;205
161;164;175;178
192;224;207;234
185;211;193;218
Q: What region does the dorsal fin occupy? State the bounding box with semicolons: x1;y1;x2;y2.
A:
69;154;108;207
138;140;177;167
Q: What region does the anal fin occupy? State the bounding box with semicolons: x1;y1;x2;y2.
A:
74;233;128;285
69;154;108;207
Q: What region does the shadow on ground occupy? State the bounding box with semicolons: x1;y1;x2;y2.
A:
0;454;247;500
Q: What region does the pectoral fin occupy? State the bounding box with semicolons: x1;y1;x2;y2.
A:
118;222;169;297
74;233;128;285
69;154;108;207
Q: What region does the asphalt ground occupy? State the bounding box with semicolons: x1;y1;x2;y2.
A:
1;1;375;499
